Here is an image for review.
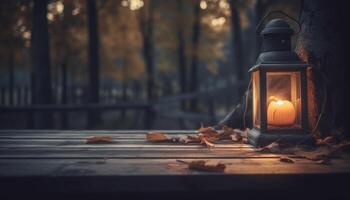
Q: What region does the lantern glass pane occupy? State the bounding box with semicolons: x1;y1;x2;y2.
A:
266;71;301;130
252;71;260;128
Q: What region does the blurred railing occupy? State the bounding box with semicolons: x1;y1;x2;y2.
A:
0;80;246;129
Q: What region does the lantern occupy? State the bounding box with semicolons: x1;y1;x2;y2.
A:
248;18;311;147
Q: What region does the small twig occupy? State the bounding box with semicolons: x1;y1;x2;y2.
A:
243;77;252;129
176;159;190;164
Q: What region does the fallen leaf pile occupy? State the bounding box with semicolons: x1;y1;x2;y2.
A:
177;160;226;172
85;136;113;144
145;125;350;168
146;125;249;148
257;138;350;165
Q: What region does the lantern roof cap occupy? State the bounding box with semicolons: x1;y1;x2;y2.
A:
249;51;308;72
261;18;294;35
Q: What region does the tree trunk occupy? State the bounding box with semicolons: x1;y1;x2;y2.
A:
31;0;53;129
121;79;127;121
189;1;201;112
139;0;156;129
87;0;100;129
254;0;267;60
229;0;245;98
60;57;68;129
176;0;187;110
296;0;347;137
8;50;14;106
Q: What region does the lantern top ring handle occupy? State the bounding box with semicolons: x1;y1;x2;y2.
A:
256;10;301;35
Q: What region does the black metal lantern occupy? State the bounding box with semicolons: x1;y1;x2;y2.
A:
248;18;311;147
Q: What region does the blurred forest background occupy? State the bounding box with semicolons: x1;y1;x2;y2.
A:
0;0;301;130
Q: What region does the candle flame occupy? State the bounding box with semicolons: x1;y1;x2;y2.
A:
276;100;284;106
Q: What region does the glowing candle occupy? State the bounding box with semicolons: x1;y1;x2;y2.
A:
267;99;296;126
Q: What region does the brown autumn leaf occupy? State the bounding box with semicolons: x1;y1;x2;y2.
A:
218;126;235;139
316;136;337;146
177;160;226;172
257;141;281;153
257;141;295;154
200;137;216;148
233;128;249;138
197;126;217;136
294;146;332;161
230;133;242;142
333;140;350;152
182;135;201;144
279;156;295;163
85;136;113;144
146;132;172;143
317;159;332;165
242;138;248;144
293;142;348;161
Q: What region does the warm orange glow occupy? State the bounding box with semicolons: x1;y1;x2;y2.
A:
267;99;296;126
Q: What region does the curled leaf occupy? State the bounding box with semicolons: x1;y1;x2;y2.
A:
257;141;295;154
182;135;201;144
279;156;294;163
257;141;280;153
201;137;216;148
316;136;337;146
85;136;113;144
242;138;248;144
147;132;172;143
177;160;226;172
316;159;332;165
230;133;242;142
197;126;217;135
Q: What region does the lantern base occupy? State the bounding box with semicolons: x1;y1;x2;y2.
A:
248;128;313;147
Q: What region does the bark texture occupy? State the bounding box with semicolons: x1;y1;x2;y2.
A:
296;0;347;137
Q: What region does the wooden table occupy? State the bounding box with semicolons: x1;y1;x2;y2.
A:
1;130;350;200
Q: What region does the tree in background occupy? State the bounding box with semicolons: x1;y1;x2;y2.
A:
188;0;201;112
0;2;20;106
48;0;87;127
176;0;187;110
296;0;347;137
31;0;53;128
86;0;100;128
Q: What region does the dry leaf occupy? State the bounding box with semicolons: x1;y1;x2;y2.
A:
201;137;216;148
85;136;113;144
182;135;201;143
279;156;294;163
294;146;332;161
147;132;172;143
233;128;249;138
333;141;350;152
197;126;217;136
316;159;332;165
177;160;226;172
316;136;337;146
257;141;295;154
230;133;242;142
257;141;281;153
242;138;248;144
218;126;235;139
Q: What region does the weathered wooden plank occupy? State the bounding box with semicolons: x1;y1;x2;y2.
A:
1;158;350;176
0;139;252;148
0;148;278;159
0;130;197;135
